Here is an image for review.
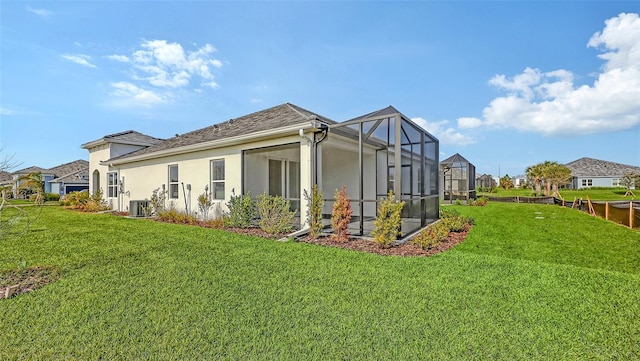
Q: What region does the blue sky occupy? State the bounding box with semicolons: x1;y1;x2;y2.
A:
1;1;639;178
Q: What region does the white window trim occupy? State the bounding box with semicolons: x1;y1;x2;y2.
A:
168;164;179;199
107;171;118;198
210;159;225;200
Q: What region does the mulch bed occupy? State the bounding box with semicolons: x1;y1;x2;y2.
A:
0;266;61;299
299;226;472;256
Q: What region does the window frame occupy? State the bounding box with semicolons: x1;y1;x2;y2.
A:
210;159;225;200
107;171;118;198
168;164;179;199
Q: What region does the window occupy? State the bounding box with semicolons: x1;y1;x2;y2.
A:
168;165;179;199
581;179;593;187
612;178;621;187
210;160;225;199
107;171;118;198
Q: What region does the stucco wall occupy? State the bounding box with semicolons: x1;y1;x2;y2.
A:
103;135;312;225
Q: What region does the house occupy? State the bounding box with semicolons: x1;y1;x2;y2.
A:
511;175;527;189
10;160;90;198
565;157;640;189
82;103;440;238
476;174;497;189
439;153;476;202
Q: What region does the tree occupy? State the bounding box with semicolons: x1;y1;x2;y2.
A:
526;161;570;196
18;172;44;205
525;163;544;195
0;149;33;241
545;163;572;198
500;174;514;190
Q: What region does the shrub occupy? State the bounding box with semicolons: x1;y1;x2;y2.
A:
44;193;60;202
197;187;214;220
256;193;295;235
441;215;468;232
470;197;488;206
157;207;197;225
371;191;405;248
303;185;324;239
411;221;450;250
62;190;90;208
331;185;352;242
225;192;255;228
149;187;167;215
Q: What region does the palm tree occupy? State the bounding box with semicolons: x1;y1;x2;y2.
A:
545;163;572;198
18;172;44;205
526;163;544;195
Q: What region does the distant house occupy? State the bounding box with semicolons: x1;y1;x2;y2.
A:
565;157;640;189
511;175;527;189
82;103;440;238
439;153;476;202
476;174;497;189
10;160;89;197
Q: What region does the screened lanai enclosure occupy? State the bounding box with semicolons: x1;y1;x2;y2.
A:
440;153;476;203
318;106;440;238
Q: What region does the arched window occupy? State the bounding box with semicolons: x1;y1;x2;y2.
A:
92;169;100;194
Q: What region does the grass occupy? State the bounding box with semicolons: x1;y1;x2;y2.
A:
1;205;639;360
478;187;635;201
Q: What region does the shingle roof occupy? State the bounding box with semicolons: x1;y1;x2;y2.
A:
0;171;12;182
565;157;640;177
50;169;89;184
47;159;88;177
108;103;334;162
440;153;471;165
12;166;47;174
81;130;164;149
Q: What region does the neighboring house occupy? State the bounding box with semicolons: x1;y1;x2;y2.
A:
511;175;527;189
476;174;497;189
439;153;476;202
10;160;90;197
565;157;640;189
82;103;440;238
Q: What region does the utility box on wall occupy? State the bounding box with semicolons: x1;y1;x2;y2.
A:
129;200;150;217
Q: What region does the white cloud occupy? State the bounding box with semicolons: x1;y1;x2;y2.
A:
480;12;640;136
61;54;97;68
457;117;483;129
109;82;167;108
412;117;476;146
106;54;130;62
108;39;223;89
26;6;53;18
0;107;16;115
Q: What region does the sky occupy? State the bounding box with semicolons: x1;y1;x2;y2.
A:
1;1;639;178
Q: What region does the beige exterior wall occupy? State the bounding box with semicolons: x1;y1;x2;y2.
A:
87;144;112;196
99;134;313;226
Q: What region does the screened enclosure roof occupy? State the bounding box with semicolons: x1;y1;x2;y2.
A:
440;153;471;165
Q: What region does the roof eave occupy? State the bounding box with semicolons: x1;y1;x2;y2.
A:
103;122;319;166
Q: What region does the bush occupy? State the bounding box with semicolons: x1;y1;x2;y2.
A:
411;221;450;250
62;190;90;208
303;185;324;239
441;215;468;232
157;207;197;225
197;188;213;220
225;192;255;228
44;193;60;202
331;185;352;242
470;197;488;206
371;191;404;248
256;193;295;235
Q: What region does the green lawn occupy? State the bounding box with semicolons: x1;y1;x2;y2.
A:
1;205;639;360
478;187;635;201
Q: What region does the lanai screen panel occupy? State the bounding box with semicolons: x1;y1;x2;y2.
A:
325;110;439;238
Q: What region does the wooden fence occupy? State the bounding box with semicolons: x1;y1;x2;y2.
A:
479;195;639;229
